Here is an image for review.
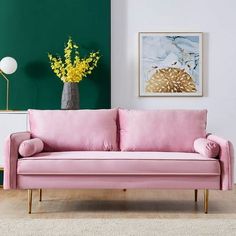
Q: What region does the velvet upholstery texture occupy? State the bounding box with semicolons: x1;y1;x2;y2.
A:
19;138;44;157
194;138;220;158
119;109;207;152
28;109;118;151
207;135;234;190
3;132;31;189
17;151;221;190
17;151;220;176
3;109;234;192
17;175;220;190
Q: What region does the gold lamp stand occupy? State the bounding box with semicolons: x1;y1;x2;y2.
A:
0;70;9;110
0;57;18;110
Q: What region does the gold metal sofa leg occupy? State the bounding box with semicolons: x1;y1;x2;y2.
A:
28;189;32;214
204;189;209;214
39;189;42;202
194;189;198;202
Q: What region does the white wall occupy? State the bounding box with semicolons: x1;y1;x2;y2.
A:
111;0;236;179
0;112;28;167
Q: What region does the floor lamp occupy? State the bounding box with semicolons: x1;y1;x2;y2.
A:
0;57;18;110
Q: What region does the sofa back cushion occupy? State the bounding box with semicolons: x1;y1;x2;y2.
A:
28;109;118;151
119;109;207;152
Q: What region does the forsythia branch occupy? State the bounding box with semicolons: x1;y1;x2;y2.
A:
48;37;100;83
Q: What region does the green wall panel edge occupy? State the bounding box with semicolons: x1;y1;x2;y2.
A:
0;169;3;187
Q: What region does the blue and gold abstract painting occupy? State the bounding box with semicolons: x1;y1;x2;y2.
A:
139;32;202;96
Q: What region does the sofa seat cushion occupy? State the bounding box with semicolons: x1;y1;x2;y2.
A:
17;151;220;176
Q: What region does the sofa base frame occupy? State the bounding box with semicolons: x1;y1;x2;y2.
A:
27;189;209;214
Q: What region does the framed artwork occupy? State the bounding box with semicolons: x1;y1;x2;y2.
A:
139;32;203;97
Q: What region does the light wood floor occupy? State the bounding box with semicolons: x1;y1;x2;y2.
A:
0;188;236;219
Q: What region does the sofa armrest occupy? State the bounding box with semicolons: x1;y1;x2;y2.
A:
207;134;234;190
3;132;31;189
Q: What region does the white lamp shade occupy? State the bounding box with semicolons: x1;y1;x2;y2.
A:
0;57;17;74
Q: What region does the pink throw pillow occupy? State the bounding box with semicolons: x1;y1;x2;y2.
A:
194;138;220;158
19;138;44;157
28;109;118;151
119;109;207;152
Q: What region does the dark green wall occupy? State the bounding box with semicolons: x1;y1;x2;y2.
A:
0;0;111;110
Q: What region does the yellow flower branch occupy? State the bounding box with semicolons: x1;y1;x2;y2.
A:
48;38;100;83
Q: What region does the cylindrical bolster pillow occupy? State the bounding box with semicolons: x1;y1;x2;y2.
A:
19;138;44;157
194;138;220;158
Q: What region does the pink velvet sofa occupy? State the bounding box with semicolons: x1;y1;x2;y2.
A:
3;109;233;214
